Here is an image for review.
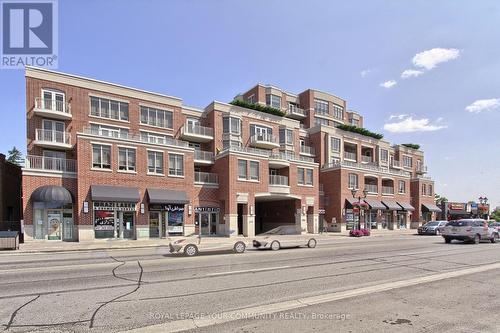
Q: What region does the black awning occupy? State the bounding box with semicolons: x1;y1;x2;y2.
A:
397;201;415;211
91;185;140;202
422;203;442;213
382;200;400;210
32;185;72;205
364;199;386;210
345;197;357;208
147;188;189;204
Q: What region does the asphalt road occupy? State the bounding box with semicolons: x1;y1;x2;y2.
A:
0;234;499;332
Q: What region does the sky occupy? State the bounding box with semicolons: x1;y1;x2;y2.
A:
0;0;499;208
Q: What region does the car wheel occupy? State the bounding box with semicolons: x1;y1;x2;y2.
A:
270;241;280;251
233;241;246;253
184;244;198;257
307;238;317;248
491;234;499;244
473;234;480;244
444;237;451;244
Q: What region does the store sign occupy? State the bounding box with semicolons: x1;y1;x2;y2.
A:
168;226;183;233
318;209;326;214
94;202;136;211
94;210;114;231
194;207;220;213
449;203;465;210
149;204;185;212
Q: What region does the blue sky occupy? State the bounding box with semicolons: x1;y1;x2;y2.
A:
1;0;499;208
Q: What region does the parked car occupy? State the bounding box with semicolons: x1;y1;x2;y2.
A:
488;221;500;231
418;221;448;235
169;235;248;256
252;225;317;251
441;219;499;244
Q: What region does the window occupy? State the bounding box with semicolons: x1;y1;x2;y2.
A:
266;94;281;109
223;117;241;135
298;168;313;186
399;180;406;194
140;131;174;146
90;96;129;121
249;161;260;181
42;89;65;112
90;123;129;139
333;104;343;119
279;128;294;145
315;117;329;126
140;106;173;129
247;94;255;104
350;118;359;126
421;183;426;195
314;99;329;115
148;151;164;174
348;173;358;189
380;149;388;162
330;137;341;152
118;147;136;171
223;140;242;149
428;184;433;196
238;159;247;179
403;155;413;168
168;154;184;176
92;144;111;169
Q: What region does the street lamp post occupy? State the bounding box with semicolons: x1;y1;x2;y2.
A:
479;196;489;219
351;188;368;230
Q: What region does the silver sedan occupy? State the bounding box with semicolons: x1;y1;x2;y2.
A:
252;225;317;251
169;235;248;256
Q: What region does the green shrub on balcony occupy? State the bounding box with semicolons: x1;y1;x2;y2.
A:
402;143;421;150
229;99;286;117
336;124;384;140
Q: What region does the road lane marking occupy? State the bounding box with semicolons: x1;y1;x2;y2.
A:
121;261;500;333
205;266;291;276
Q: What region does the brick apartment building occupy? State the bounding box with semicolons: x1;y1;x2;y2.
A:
22;67;439;241
0;153;22;231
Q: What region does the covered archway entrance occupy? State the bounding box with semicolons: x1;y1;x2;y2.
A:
254;195;301;235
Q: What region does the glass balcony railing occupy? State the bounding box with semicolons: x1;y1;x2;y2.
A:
25;155;76;173
269;174;289;186
194;171;218;184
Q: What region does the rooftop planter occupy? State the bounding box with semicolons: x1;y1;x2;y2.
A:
229;99;286;117
402;143;420;150
336;124;384;140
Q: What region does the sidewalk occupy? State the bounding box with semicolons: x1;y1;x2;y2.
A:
4;229;418;254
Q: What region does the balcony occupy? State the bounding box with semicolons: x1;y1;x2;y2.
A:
268;152;291;168
382;186;394;195
416;165;428;174
34;129;72;149
249;134;280;149
299;145;315;157
268;175;290;194
344;151;357;161
286;104;306;120
24;155;76;173
391;160;402;169
194;172;218;185
364;184;378;194
180;124;214;143
34;97;71;120
361;155;373;163
322;160;412;177
193;150;214;165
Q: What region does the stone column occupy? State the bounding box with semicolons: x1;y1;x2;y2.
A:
243;215;255;237
225;214;238;237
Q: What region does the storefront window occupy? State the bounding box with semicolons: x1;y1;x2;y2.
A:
33;202;74;241
93;202;136;239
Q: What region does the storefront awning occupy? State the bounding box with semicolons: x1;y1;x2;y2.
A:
397;201;415;211
91;185;140;202
147;188;189;204
364;199;386;210
345;197;357;208
32;185;72;205
422;203;442;213
382;200;400;210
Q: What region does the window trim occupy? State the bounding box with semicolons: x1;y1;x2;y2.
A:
348;173;359;190
92;143;112;170
140;105;174;130
147;150;164;175
168;153;184;177
117;146;136;172
89;96;129;122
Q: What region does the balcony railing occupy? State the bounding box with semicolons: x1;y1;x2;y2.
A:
250;134;278;144
35;129;71;145
25;155;76;173
269;175;289;186
416;165;428;173
35;97;70;115
381;186;394;194
300;145;315;155
344;151;357;161
194;171;218;185
361;155;373;163
182;124;214;137
288;105;306;116
364;184;378;193
391;160;401;168
322;160;412;177
83;126;189;148
194;150;214;163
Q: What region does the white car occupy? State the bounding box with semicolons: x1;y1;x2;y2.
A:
252;225;317;251
169;235;248;256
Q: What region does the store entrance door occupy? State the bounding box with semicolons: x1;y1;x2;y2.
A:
47;210;62;240
198;212;218;236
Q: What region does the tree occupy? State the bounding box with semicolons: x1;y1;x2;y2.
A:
491;209;500;222
435;193;448;205
7;146;23;166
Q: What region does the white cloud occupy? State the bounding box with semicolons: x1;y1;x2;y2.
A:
389;114;408;120
383;115;447;133
465;98;500;113
380;80;397;88
412;48;460;70
401;69;424;79
360;69;371;78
